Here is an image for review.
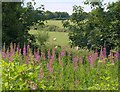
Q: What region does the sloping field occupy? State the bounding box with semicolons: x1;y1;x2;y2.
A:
45;20;64;28
29;30;69;47
48;31;69;46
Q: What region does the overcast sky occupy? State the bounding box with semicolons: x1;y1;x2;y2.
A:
24;0;118;15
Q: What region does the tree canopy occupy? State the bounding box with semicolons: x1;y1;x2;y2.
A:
2;1;45;47
63;0;120;52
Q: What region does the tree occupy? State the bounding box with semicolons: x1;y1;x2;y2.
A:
63;0;120;52
2;1;45;47
45;10;54;19
45;11;69;20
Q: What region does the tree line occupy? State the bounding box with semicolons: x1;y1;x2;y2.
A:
45;10;70;20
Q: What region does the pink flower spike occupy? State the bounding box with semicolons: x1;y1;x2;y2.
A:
72;56;78;70
52;48;55;58
23;44;26;56
27;44;30;51
47;62;53;73
60;50;65;57
114;51;119;61
47;49;51;60
17;43;20;54
88;55;94;67
34;49;40;62
2;52;6;58
103;47;106;58
9;43;15;56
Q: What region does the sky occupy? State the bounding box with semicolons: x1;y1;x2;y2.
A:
24;0;118;15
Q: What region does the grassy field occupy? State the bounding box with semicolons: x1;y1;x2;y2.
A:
29;30;70;47
45;20;64;28
48;31;69;46
29;20;70;47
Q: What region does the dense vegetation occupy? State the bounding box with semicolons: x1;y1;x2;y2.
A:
63;1;120;52
1;43;119;90
2;1;45;47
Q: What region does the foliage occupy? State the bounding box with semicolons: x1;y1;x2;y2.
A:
2;1;45;47
63;1;120;52
1;43;119;90
29;30;49;48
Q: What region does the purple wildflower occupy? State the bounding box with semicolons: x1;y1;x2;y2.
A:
27;44;30;51
7;51;13;62
103;47;106;58
25;60;29;65
109;51;114;59
94;51;98;59
60;50;65;57
99;47;104;61
34;49;40;62
11;47;15;56
92;52;98;62
58;53;63;67
72;57;78;62
50;55;54;60
47;62;53;73
10;43;14;52
47;49;51;59
17;44;20;53
114;51;119;61
9;43;15;56
88;55;94;66
8;51;11;58
1;52;6;58
72;56;78;70
47;55;54;73
38;67;44;81
23;44;26;56
88;55;92;63
108;51;115;63
52;48;55;58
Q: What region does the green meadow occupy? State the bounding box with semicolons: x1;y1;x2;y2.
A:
45;20;64;28
29;30;69;47
29;19;70;47
48;31;69;46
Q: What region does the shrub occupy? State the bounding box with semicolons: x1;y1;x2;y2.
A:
31;31;49;48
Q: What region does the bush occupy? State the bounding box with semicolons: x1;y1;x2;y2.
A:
31;31;49;48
